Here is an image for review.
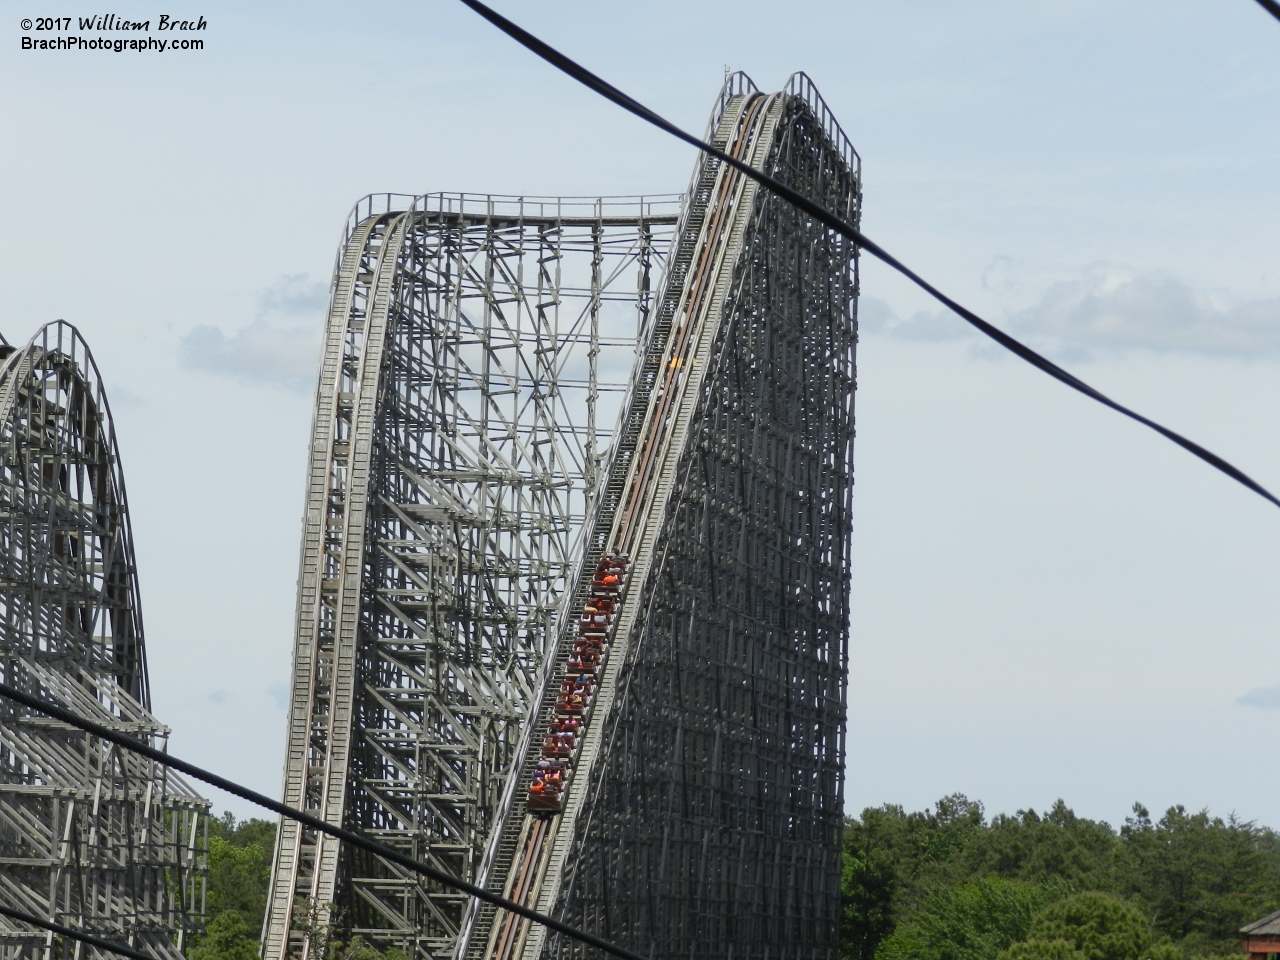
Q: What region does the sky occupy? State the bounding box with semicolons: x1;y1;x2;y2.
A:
3;0;1280;832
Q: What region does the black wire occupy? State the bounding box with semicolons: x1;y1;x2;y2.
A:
0;902;156;960
455;0;1280;513
12;14;1275;954
1254;0;1280;23
0;682;645;960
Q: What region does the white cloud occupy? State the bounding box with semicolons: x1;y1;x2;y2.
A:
257;273;328;317
1010;264;1280;359
1238;685;1280;709
862;264;1280;360
181;321;321;392
859;297;971;342
179;274;327;392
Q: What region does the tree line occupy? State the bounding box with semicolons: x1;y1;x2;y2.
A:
193;795;1280;960
843;796;1280;960
192;812;405;960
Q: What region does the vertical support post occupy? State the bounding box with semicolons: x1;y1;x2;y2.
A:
586;209;603;497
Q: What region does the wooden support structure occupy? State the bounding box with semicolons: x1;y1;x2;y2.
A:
0;323;208;960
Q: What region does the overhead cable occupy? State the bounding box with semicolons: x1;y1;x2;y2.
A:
1253;0;1280;23
0;681;646;960
455;0;1280;513
0;902;155;960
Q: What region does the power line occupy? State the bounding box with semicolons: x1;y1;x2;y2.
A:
455;0;1280;514
0;681;645;960
0;902;155;960
1253;0;1280;24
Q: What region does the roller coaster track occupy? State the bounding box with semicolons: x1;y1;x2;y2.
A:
462;82;789;960
0;322;208;960
269;71;859;960
464;72;859;960
263;194;681;960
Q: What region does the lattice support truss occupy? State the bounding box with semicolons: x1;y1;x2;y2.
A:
263;198;679;960
0;322;209;960
545;75;859;960
460;72;859;960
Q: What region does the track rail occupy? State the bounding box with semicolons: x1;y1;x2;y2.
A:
266;197;681;960
464;85;790;960
264;212;405;960
0;322;208;960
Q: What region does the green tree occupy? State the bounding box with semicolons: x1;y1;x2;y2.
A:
194;811;278;959
1014;892;1151;960
843;845;896;960
207;837;270;929
999;940;1088;960
843;796;1278;960
192;911;260;960
1121;804;1280;955
968;803;1122;894
877;876;1067;960
844;794;988;960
